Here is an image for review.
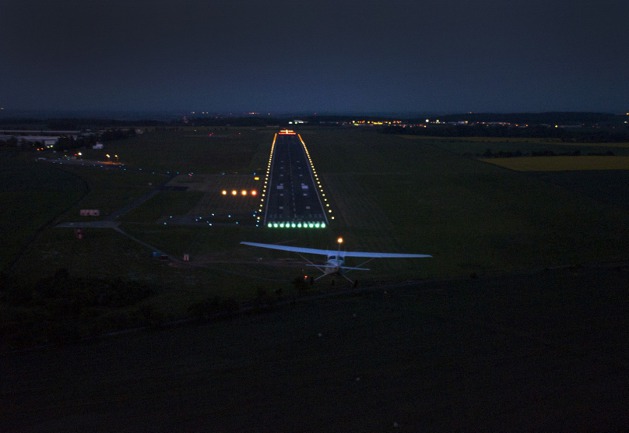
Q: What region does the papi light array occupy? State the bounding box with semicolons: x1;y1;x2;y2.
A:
221;189;258;196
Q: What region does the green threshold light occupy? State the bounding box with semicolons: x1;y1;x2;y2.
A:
267;222;326;229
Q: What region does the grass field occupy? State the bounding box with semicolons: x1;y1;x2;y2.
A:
300;129;629;274
481;155;629;171
79;128;275;174
401;135;629;157
3;127;629;341
0;152;88;269
3;264;628;432
3;128;629;431
6;127;629;284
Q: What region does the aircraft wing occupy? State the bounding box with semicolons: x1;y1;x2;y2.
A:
241;242;431;259
241;241;337;256
341;251;432;259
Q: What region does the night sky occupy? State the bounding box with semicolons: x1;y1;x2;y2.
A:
1;0;627;114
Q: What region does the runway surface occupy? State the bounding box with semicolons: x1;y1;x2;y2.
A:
262;132;328;228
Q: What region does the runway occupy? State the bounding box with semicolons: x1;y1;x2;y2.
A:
261;131;330;228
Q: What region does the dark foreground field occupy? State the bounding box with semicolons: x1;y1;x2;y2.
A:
3;264;628;433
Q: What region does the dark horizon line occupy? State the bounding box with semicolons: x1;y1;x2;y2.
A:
0;107;626;120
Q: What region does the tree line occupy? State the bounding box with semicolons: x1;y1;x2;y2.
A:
382;124;629;143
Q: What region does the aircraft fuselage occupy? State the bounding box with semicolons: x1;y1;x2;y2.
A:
325;256;344;274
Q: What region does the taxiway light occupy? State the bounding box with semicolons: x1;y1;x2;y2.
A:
241;190;247;196
337;237;344;245
221;190;227;196
231;190;238;196
251;190;258;196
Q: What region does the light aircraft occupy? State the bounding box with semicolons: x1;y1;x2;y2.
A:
241;237;431;283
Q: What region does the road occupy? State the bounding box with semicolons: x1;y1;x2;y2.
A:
262;132;329;228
